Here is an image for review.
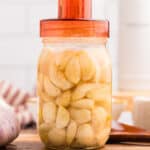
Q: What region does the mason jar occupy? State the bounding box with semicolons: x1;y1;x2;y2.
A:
37;19;111;149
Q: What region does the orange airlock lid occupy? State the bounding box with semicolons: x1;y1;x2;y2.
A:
40;0;109;37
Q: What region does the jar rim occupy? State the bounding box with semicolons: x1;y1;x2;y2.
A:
42;37;108;45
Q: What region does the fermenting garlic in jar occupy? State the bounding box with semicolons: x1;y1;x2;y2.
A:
37;0;111;149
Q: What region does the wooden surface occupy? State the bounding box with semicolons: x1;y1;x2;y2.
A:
110;121;150;143
1;130;150;150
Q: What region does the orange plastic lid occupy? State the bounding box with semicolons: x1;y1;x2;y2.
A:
40;0;109;37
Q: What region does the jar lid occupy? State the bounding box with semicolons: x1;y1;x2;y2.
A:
40;19;109;37
40;0;109;37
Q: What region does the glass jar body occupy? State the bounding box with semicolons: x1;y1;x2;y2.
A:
37;37;112;149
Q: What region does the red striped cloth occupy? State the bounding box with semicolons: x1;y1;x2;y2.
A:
0;80;34;128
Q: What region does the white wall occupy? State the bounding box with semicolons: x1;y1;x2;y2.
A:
118;0;150;91
0;0;118;92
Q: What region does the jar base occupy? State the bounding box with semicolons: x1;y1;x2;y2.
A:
45;145;104;150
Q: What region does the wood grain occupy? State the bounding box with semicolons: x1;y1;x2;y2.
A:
110;121;150;143
0;130;150;150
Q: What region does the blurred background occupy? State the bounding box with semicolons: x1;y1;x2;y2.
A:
0;0;150;93
0;0;119;92
0;0;150;136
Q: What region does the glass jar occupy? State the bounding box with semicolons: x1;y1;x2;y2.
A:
37;37;112;149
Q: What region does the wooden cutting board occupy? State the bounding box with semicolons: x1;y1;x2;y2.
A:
109;121;150;143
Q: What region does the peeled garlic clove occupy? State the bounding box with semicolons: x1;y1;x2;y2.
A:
78;50;95;81
96;128;110;146
49;60;73;90
39;132;49;144
48;128;66;146
72;83;99;100
39;91;54;102
66;120;77;145
38;102;43;124
39;123;53;145
56;106;70;129
70;108;91;124
37;74;52;102
44;76;61;97
38;49;53;75
99;64;112;83
65;56;81;84
86;85;109;102
56;50;75;71
37;73;44;94
92;107;108;133
71;99;94;109
95;96;112;113
76;124;95;146
40;134;49;144
39;123;52;133
42;102;57;124
56;91;71;107
87;50;101;82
